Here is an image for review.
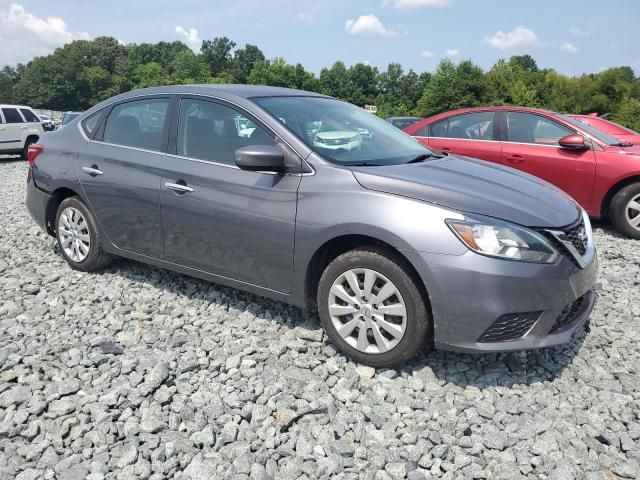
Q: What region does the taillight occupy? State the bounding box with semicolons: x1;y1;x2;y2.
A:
27;144;44;167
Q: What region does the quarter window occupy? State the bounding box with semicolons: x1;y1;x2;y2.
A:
103;99;169;151
506;112;573;145
177;99;275;165
20;109;40;123
430;112;496;140
82;110;105;138
2;108;24;123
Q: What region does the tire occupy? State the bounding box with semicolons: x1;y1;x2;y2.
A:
317;246;431;367
21;137;36;160
609;183;640;240
55;196;113;271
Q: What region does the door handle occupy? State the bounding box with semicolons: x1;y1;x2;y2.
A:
81;166;104;176
21;126;28;129
165;182;193;193
506;155;525;164
440;146;452;151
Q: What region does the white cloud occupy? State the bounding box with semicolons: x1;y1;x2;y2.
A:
345;14;397;37
295;13;314;25
445;49;460;57
175;25;201;52
485;25;539;50
0;3;89;65
560;42;579;53
420;49;434;59
570;21;594;37
384;0;451;8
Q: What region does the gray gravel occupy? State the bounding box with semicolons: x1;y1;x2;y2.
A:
1;159;639;480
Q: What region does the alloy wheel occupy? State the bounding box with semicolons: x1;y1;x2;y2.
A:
59;207;91;262
328;268;407;354
625;194;640;232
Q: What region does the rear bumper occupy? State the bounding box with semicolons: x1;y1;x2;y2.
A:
26;168;52;233
404;248;598;353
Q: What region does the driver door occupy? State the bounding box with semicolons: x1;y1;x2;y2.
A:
500;111;596;207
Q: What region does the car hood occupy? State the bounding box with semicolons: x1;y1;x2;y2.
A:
351;155;582;228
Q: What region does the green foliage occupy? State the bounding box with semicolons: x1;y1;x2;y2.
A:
612;98;640;132
2;35;639;132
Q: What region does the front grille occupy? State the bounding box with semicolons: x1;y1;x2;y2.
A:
562;220;588;256
478;311;542;343
543;217;589;267
549;294;587;334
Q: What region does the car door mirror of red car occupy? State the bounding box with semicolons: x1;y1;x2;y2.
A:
559;134;588;150
235;144;286;173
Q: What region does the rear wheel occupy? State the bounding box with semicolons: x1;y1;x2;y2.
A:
55;197;113;271
21;137;37;160
610;183;640;240
317;246;431;367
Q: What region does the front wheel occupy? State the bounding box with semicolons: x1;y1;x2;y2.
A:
317;246;431;367
55;197;113;271
610;183;640;240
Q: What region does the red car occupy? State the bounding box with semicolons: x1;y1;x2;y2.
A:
568;114;640;146
405;107;640;238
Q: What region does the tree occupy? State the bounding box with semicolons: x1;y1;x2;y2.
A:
319;61;350;100
134;62;166;88
415;59;464;116
201;37;236;76
232;44;265;84
170;50;211;84
612;97;640;132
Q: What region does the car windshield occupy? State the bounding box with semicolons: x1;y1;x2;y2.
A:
254;96;432;166
557;113;622;146
393;118;420;129
62;113;80;125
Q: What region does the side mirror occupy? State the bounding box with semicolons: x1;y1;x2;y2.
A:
235;145;285;173
559;134;587;150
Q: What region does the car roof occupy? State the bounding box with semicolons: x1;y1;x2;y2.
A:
0;104;34;109
414;106;561;125
81;84;331;118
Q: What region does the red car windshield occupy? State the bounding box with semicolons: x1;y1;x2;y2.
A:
558;114;623;146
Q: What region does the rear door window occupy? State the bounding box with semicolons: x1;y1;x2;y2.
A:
20;109;41;123
82;110;106;138
103;99;169;151
2;108;24;123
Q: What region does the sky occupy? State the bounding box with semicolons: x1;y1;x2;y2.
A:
1;0;639;76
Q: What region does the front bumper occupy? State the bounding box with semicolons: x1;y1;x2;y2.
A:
26;168;52;233
404;247;598;353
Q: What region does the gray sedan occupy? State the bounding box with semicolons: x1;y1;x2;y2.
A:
25;85;598;366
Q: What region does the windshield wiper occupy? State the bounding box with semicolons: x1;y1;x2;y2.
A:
346;162;384;167
405;152;446;164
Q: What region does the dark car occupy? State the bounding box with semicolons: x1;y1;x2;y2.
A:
60;111;82;126
26;85;598;366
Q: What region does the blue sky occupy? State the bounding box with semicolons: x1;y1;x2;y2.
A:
1;0;639;75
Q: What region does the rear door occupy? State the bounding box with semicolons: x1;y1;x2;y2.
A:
421;111;502;163
78;96;172;259
500;111;596;207
159;96;300;292
0;107;26;150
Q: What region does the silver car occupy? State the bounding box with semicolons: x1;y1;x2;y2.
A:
25;85;598;367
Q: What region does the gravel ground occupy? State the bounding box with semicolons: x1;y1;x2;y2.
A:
0;159;639;480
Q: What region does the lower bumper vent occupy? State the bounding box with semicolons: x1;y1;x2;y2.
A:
550;294;587;334
478;311;542;343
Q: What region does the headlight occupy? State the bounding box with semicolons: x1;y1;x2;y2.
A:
446;215;560;264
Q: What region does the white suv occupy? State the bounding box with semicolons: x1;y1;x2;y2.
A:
0;105;44;158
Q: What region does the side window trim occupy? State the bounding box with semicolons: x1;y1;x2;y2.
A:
93;96;173;153
504;111;576;146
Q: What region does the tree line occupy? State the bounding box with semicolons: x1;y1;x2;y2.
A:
1;36;639;131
